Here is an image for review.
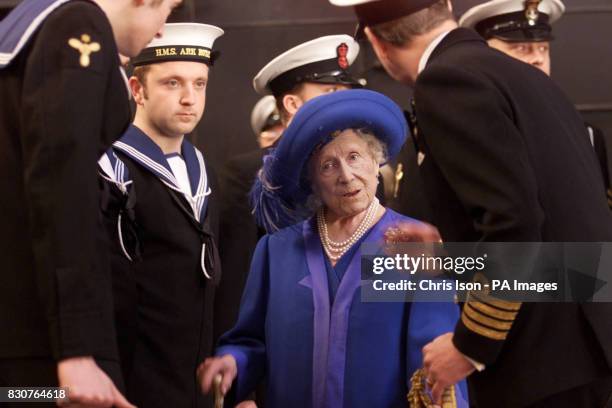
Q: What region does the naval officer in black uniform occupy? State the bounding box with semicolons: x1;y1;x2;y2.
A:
98;22;224;408
460;0;612;211
0;0;177;406
331;0;612;407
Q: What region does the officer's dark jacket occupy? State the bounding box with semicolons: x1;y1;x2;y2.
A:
414;28;612;407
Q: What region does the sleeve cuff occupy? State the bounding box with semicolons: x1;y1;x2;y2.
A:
461;352;485;372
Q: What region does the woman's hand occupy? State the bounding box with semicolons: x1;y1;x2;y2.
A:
197;355;238;396
383;221;442;275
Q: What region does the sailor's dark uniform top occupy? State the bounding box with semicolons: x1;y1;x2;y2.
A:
98;125;220;407
0;0;130;363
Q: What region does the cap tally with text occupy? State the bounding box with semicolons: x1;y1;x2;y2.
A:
329;0;439;26
251;95;281;136
460;0;565;42
253;35;362;96
131;23;224;67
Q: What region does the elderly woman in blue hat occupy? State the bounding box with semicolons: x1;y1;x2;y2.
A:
199;89;467;407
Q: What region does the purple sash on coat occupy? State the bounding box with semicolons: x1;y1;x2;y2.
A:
303;212;390;408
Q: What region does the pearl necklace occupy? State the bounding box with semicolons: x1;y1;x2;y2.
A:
317;198;379;261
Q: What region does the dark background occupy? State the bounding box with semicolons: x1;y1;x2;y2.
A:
2;0;611;173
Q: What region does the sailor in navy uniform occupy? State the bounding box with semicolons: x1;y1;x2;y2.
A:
0;0;174;405
251;95;284;149
460;0;612;210
98;23;224;408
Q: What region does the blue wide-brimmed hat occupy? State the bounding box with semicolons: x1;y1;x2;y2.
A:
251;89;408;232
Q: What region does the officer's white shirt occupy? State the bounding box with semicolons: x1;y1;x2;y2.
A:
418;30;452;74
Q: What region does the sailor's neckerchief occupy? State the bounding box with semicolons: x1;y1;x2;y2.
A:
99;124;211;224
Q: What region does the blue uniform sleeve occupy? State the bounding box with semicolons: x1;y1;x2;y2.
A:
407;301;469;406
216;235;270;402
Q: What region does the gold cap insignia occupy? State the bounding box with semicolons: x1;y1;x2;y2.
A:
68;34;101;67
524;0;542;26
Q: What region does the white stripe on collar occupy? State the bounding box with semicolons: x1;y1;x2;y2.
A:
98;151;132;194
194;149;212;222
113;140;182;193
114;138;210;222
0;0;72;65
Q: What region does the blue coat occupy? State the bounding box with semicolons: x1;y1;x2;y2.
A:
217;209;468;407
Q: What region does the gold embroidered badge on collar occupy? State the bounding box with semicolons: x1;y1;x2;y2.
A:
68;34;101;67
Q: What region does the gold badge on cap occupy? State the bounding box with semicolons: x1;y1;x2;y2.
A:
524;0;542;26
68;34;101;67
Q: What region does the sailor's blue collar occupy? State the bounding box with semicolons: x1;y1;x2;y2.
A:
112;124;210;222
0;0;74;69
114;124;206;196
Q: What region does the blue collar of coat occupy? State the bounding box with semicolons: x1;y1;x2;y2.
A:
0;0;73;69
112;124;210;222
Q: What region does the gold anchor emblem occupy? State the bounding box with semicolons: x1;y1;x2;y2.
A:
524;0;541;26
68;34;101;67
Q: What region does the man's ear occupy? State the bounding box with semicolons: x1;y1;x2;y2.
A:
282;93;303;117
364;26;389;63
129;76;146;105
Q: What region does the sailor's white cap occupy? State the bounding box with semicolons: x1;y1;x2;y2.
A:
460;0;565;42
250;95;281;136
253;35;361;96
132;23;224;66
